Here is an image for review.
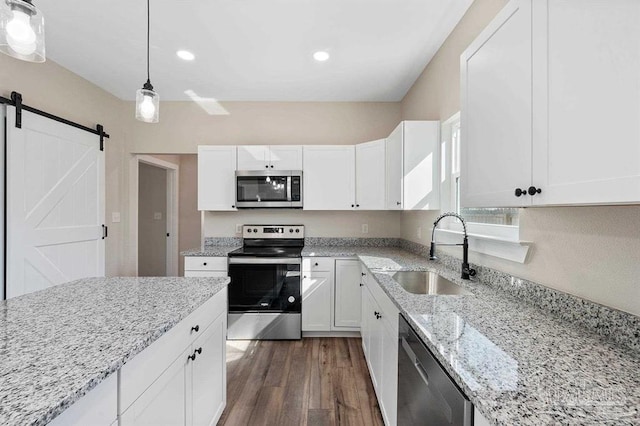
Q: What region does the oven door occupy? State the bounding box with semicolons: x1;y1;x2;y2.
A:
236;171;292;208
228;258;301;313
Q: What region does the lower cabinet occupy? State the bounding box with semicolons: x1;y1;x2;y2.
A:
361;265;398;426
121;313;227;426
48;374;117;426
301;257;361;332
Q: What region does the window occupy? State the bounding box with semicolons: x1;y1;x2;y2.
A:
442;113;520;234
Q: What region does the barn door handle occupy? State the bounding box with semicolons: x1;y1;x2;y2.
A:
102;224;108;239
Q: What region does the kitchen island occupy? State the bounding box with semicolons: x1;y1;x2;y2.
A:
0;276;229;426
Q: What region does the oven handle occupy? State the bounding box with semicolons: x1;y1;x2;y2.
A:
229;257;302;265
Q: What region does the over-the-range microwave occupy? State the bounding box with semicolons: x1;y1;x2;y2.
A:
235;170;303;208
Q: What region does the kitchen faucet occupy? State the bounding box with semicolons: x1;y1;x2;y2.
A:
429;212;476;280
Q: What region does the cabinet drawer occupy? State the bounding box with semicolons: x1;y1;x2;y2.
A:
302;257;334;272
185;256;227;271
120;288;227;411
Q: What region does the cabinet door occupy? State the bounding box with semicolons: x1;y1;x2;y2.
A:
269;145;303;170
303;146;355;210
301;271;332;331
121;349;190;426
237;146;268;170
191;314;227;426
460;0;533;208
531;0;640;205
380;319;398;426
197;146;237;211
385;124;403;210
49;374;117;426
334;260;362;329
360;276;372;358
403;122;440;210
355;139;386;210
368;292;384;393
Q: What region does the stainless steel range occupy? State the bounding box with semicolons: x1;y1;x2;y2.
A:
227;225;304;340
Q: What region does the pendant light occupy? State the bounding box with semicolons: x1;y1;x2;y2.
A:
0;0;45;62
135;0;159;123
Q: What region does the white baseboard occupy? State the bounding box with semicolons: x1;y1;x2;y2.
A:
303;331;361;338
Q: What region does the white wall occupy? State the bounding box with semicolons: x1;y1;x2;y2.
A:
400;0;640;316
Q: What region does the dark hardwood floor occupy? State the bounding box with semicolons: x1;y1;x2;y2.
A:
219;338;384;426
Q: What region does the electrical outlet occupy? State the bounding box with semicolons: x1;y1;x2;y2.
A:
361;224;369;234
235;224;242;234
111;212;121;223
417;226;422;239
153;212;162;220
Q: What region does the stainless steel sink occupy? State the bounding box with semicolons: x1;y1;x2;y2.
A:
392;271;472;295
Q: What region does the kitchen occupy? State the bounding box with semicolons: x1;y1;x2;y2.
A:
0;0;640;424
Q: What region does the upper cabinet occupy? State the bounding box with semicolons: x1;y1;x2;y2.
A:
461;0;640;208
385;121;441;210
198;145;237;211
303;145;356;210
237;145;302;170
356;139;386;210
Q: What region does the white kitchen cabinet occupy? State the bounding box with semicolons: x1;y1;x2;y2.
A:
191;314;227;426
385;121;440;211
461;0;640;208
120;289;227;426
302;271;332;331
48;374;117;426
197;146;237;211
474;408;491;426
355;139;386;210
120;348;190;426
237;145;303;171
184;256;227;277
334;259;362;329
360;265;399;426
303;145;355;210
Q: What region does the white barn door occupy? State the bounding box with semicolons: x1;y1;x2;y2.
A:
5;106;105;298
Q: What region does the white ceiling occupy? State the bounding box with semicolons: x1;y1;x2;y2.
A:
38;0;472;102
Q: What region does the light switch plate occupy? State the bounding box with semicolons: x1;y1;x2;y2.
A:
417;226;422;239
153;212;162;220
235;224;242;234
361;224;369;234
112;212;121;223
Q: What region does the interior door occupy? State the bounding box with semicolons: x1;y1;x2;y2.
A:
5;106;105;298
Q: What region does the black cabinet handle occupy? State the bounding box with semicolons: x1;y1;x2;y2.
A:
195;347;202;355
361;272;366;277
303;275;307;279
359;283;364;287
528;186;542;196
356;204;360;207
314;262;319;266
203;262;207;266
351;204;355;208
270;165;274;168
396;202;401;206
265;165;269;168
191;325;200;332
232;205;235;208
514;188;527;197
188;353;196;361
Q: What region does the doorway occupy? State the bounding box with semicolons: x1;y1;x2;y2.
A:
130;155;179;277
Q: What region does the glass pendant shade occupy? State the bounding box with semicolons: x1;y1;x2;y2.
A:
135;84;159;123
0;0;45;62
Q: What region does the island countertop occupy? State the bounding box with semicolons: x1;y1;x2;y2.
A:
303;245;640;425
0;276;229;426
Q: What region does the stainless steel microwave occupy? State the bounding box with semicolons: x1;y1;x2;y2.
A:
235;170;303;208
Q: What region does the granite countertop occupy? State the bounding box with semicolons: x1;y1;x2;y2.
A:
181;246;241;257
0;276;229;426
305;246;640;425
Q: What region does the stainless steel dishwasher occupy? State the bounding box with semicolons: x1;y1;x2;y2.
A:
397;315;473;426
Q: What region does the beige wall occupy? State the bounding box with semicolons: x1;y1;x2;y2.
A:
0;54;127;277
178;156;201;277
138;163;167;276
204;211;402;239
400;0;640;315
127;101;401;153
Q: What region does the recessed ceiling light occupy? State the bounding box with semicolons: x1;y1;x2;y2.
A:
313;51;330;62
176;50;195;61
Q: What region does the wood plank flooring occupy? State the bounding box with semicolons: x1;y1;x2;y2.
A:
219;338;384;426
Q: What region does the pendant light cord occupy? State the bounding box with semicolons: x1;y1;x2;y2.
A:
146;0;150;83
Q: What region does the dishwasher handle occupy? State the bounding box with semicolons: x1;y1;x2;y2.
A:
401;336;429;386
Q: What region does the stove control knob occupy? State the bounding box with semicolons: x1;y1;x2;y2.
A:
289;228;294;233
247;229;252;233
253;228;258;233
295;229;300;233
288;296;295;303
